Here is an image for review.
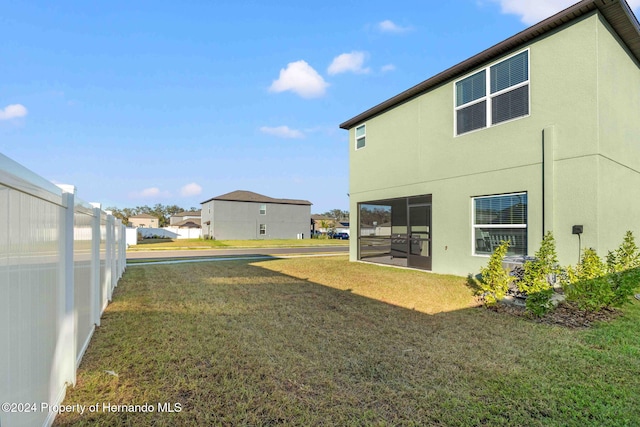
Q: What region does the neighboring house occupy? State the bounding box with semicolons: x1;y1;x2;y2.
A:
169;210;202;225
165;217;202;239
341;0;640;276
172;218;202;229
201;190;312;240
310;215;349;236
128;213;159;228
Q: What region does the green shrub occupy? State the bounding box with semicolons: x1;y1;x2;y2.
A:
564;248;612;312
517;232;559;316
520;231;559;294
478;241;512;306
525;288;555;317
606;231;640;307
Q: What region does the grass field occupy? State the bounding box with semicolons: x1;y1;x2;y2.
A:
128;238;349;251
54;257;640;426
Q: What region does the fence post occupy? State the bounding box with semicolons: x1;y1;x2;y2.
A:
90;203;102;326
105;212;114;301
120;222;126;278
58;184;77;386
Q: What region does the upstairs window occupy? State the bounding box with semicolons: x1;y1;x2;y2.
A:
259;204;266;215
455;50;529;135
355;124;366;149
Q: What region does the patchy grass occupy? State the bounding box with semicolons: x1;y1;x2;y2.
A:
128;238;348;251
55;257;640;426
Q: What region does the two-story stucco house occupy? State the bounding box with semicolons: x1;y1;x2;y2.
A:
201;190;312;240
169;210;201;226
128;213;159;228
341;0;640;276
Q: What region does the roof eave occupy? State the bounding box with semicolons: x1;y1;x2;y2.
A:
339;0;640;130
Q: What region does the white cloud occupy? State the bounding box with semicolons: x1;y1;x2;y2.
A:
0;104;28;120
260;125;305;139
378;20;412;33
129;187;171;199
269;60;329;98
180;182;202;197
483;0;640;26
381;64;396;73
328;51;371;76
489;0;640;25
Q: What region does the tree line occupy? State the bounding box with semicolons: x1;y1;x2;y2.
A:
316;209;349;222
105;204;198;227
106;205;349;228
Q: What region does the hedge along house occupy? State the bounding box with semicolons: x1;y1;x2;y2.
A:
201;190;312;240
340;0;640;276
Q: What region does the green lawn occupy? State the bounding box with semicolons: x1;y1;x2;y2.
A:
55;257;640;426
127;237;349;251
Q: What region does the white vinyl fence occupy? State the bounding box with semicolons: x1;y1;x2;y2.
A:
0;153;126;427
162;226;202;239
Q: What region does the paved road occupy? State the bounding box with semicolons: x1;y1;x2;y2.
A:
126;245;349;260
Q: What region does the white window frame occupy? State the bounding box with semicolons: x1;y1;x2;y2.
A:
454;49;530;137
355;124;366;150
259;203;266;215
259;224;266;235
471;192;527;257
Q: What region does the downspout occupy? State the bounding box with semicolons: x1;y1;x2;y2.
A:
542;126;556;239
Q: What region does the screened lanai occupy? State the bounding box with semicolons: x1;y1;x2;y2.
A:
358;195;432;270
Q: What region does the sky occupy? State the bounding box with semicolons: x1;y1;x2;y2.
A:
1;0;639;214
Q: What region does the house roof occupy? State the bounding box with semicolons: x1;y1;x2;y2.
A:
340;0;640;130
129;213;158;219
311;214;334;221
201;190;312;206
173;218;202;228
172;210;201;217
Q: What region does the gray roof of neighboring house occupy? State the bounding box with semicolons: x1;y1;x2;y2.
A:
340;0;640;130
201;190;312;206
173;218;202;228
172;210;201;217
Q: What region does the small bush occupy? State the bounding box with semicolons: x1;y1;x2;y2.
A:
564;248;612;312
518;232;559;316
564;232;640;312
606;231;640;307
520;231;559;294
525;288;555;317
478;241;512;306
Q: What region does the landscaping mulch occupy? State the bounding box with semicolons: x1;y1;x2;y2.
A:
489;301;623;329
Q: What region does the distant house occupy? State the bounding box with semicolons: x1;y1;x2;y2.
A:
128;213;159;228
169;210;202;225
341;0;640;275
165;211;202;239
172;218;202;229
311;215;350;236
201;190;312;240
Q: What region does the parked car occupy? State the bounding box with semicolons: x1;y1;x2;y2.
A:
332;232;349;240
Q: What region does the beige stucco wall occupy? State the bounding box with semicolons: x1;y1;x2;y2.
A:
348;12;640;276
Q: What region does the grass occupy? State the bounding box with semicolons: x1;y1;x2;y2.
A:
54;257;640;426
127;238;349;251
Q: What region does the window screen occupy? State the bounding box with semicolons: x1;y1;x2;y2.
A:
356;124;366;149
492;85;529;125
456;70;486;107
490;51;528;94
456;101;486;134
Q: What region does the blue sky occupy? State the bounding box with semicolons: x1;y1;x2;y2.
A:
1;0;639;213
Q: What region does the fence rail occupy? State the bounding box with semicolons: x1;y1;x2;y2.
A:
0;153;126;427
